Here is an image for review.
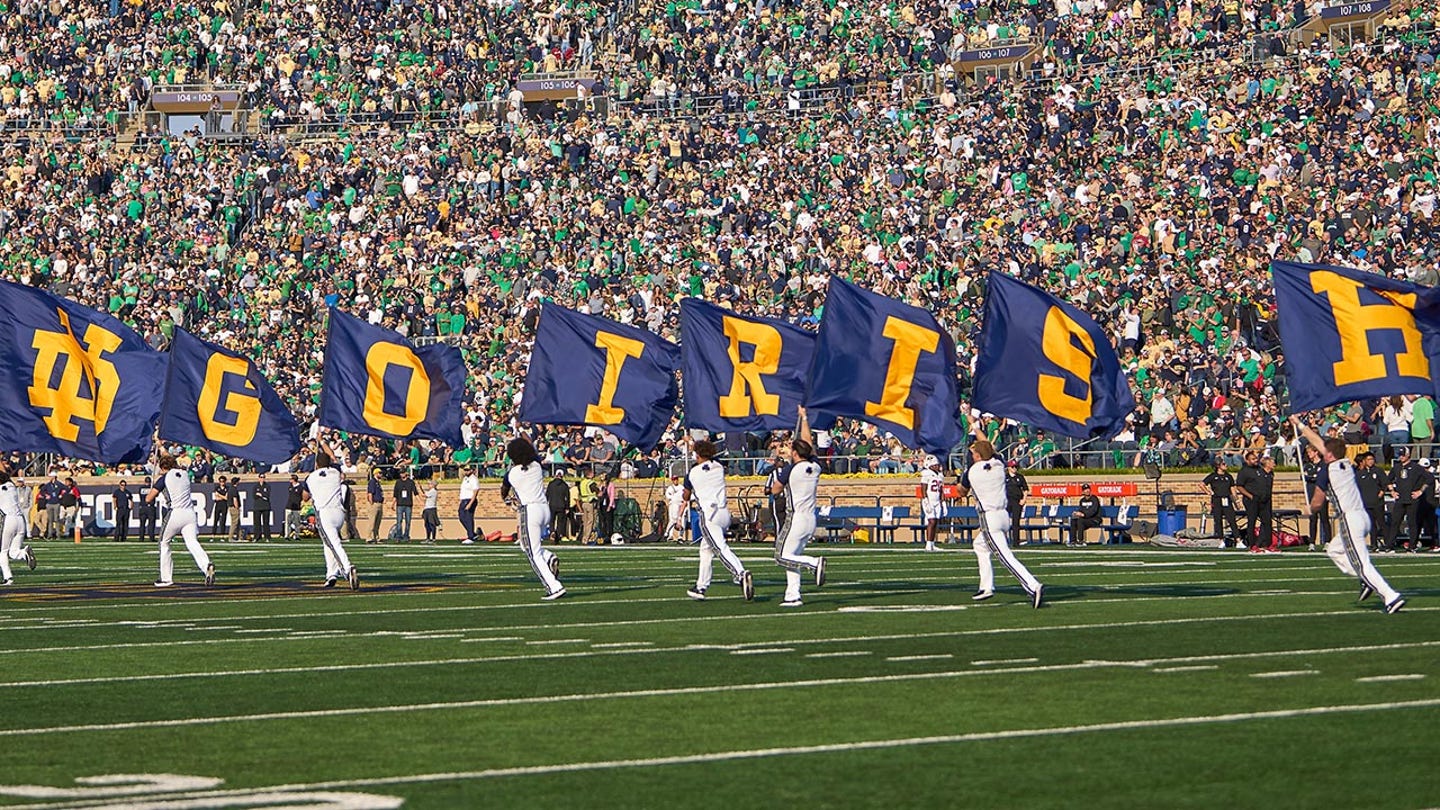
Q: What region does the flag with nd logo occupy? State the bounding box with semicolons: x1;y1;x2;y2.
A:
159;329;301;465
319;308;466;447
0;280;167;463
519;303;680;450
1272;261;1440;411
972;272;1135;439
806;276;964;454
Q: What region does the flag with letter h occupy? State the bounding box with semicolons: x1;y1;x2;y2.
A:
0;280;167;463
1271;260;1440;411
159;328;302;465
319;308;467;447
519;303;680;450
972;272;1135;439
679;298;820;432
806;276;963;454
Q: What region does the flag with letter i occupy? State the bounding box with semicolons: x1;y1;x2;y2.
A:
972;272;1135;439
806;276;963;454
0;280;167;463
1271;260;1440;411
679;298;823;432
519;303;680;450
158;328;302;465
319;308;467;447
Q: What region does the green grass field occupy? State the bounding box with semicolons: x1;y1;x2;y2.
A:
0;539;1435;809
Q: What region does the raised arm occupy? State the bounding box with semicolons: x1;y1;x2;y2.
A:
796;406;812;447
1288;414;1326;457
316;431;339;466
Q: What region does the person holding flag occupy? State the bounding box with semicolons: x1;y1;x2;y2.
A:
145;453;215;588
502;436;565;601
956;425;1044;608
771;407;826;607
683;439;753;602
303;433;359;590
1289;416;1406;614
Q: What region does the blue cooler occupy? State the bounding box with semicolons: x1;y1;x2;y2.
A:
1156;508;1187;537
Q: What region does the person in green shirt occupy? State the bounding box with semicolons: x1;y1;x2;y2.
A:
1409;396;1435;452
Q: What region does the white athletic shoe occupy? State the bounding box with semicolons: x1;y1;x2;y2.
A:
686;587;707;601
323;577;338;589
542;587;567;601
204;564;215;587
1236;541;1247;550
1031;584;1045;609
23;545;35;570
460;539;475;545
972;589;995;602
548;556;560;579
780;598;804;608
347;566;360;591
1;578;12;586
153;580;173;588
741;570;754;602
1358;584;1375;602
924;543;937;552
814;557;827;588
1383;596;1405;615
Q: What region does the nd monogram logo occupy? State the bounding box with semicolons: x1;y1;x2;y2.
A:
26;308;122;442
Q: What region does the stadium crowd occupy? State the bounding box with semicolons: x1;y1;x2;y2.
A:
0;0;1438;479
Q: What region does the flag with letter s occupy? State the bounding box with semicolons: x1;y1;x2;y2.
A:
679;298;823;432
806;276;963;454
159;328;302;465
1271;260;1440;412
972;272;1135;439
0;280;167;463
519;303;679;450
319;308;467;447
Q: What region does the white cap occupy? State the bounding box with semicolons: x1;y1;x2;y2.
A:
924;455;941;468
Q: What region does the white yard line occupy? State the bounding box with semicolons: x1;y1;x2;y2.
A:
1152;665;1219;673
8;698;1440;809
972;658;1039;666
2;640;1437;736
1250;670;1317;679
1355;674;1426;683
805;651;871;659
886;654;953;662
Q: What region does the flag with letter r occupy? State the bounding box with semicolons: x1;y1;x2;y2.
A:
679;298;822;432
806;276;963;454
519;303;679;450
319;308;466;447
1271;260;1440;411
0;280;167;463
159;328;302;465
972;272;1136;439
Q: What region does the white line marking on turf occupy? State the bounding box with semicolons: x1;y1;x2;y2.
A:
730;648;794;656
591;642;653;649
836;605;969;613
1250;670;1317;679
524;639;588;646
16;698;1440;806
1152;666;1219;674
1355;674;1426;683
972;658;1038;666
7;640;1436;737
887;654;953;662
459;636;524;644
805;651;871;659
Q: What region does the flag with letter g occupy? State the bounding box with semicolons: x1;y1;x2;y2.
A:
519;303;680;450
0;280;166;463
806;276;963;454
319;308;467;447
159;328;302;465
1271;260;1440;412
972;272;1135;439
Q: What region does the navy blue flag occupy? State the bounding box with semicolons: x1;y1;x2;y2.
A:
520;304;680;450
680;298;826;432
1272;260;1440;411
159;329;302;465
319;309;466;447
972;272;1136;439
0;280;166;463
807;277;964;454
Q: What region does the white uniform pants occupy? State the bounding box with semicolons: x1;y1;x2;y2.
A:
159;507;211;583
775;511;820;602
975;509;1040;597
317;507;353;579
519;504;562;595
0;514;22;580
697;506;744;590
1329;512;1399;604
